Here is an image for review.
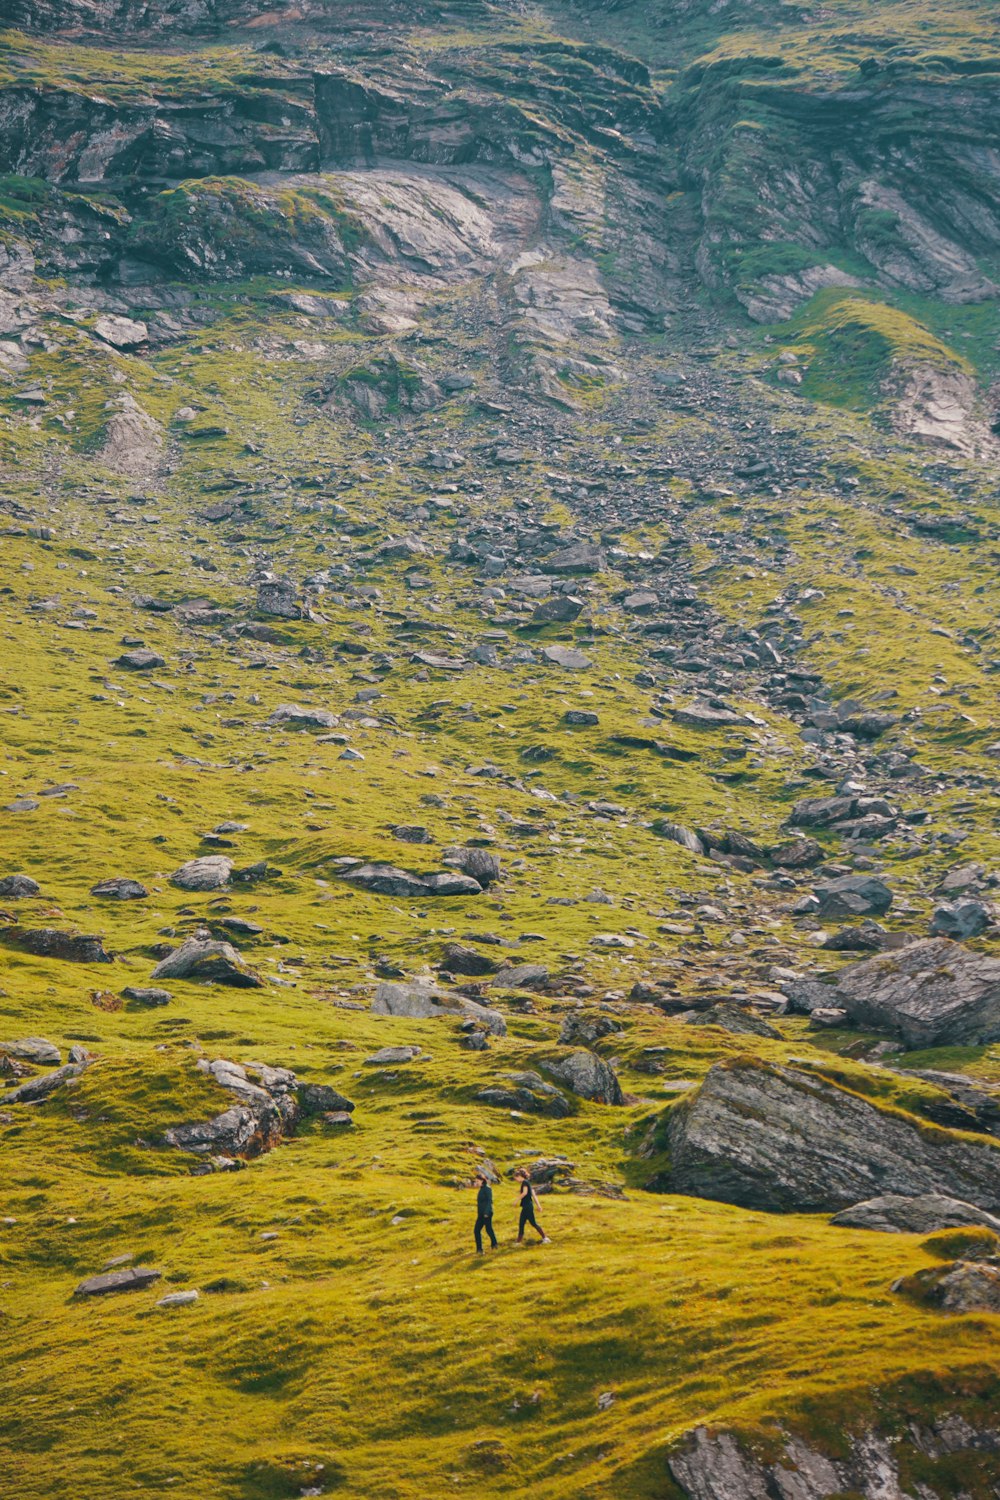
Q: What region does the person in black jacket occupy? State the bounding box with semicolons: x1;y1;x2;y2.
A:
474;1174;498;1254
515;1170;551;1244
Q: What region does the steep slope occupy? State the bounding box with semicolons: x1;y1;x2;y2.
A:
2;2;1000;1498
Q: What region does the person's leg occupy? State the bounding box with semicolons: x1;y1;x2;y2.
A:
527;1210;547;1241
517;1206;529;1242
485;1214;498;1248
474;1214;485;1253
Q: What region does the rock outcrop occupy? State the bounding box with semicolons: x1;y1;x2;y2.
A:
663;1059;1000;1215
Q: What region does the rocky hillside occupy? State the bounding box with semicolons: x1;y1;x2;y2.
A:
2;1;1000;1497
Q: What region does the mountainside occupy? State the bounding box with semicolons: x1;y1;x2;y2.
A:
2;2;1000;1498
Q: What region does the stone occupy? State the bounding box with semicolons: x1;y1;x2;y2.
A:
338;863;483;898
831;1193;1000;1234
807;1006;850;1029
0;927;111;963
0;1037;60;1065
442;847;501;889
115;649;165;671
152;934;263;988
652;821;705;855
489;963;549;991
298;1083;355;1114
542;1050;624;1105
541;645;592;670
559;1012;621;1047
90;876;149;900
372;980;506;1035
663;1058;1000;1214
531;595;584;625
365;1046;421;1065
770;838;823;868
156;1290;199;1308
74;1266;162;1297
476;1071;572;1118
831;938;1000;1048
672;703;747;729
1;1060;90;1104
267;703;339;730
440;942;500;977
812;875;892;919
256;577;302;619
896;1259;1000;1314
689;1004;782;1039
543;542;605;574
170;856;233;891
0;874;40;898
94;314;147;350
821;920;887;952
563;710;599;726
122;986;172;1006
930;899;993;940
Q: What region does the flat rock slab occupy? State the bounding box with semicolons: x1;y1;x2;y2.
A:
0;927;111;963
74;1266;162;1297
90;877;148;900
339;862;482;898
542;645;592;670
267;703;339;729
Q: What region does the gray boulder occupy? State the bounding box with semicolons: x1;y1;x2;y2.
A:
896;1260;1000;1314
930;899;993;940
152;934;263;988
542;1050;623;1105
489;963;548;991
833;938;1000;1047
664;1058;1000;1214
686;1004;782;1040
442;847;501;889
531;595;584;625
372;981;507;1036
256;577;302;619
831;1193;1000;1234
0;1036;59;1064
170;856;233;891
0;874;40;898
115;649;164;671
365;1046;421;1066
122;986;172;1006
299;1083;355;1115
267;703;339;730
813;875;892;919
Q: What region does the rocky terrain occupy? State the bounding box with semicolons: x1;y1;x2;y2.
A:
1;1;1000;1497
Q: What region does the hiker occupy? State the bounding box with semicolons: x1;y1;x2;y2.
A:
474;1173;498;1254
515;1170;550;1244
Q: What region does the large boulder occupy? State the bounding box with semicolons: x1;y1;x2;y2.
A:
542;1050;624;1105
371;981;506;1036
0;874;40;898
0;927;111;963
170;856;233;891
152;934;263;988
90;877;148;900
267;703;339;730
74;1267;162;1298
1;1059;90;1105
831;1193;1000;1234
812;875;893;919
165;1058;301;1158
664;1058;1000;1214
832;938;1000;1048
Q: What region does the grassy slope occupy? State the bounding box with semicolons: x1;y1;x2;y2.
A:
1;4;1000;1494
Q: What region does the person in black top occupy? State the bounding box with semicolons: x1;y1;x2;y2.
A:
515;1170;551;1244
474;1174;498;1254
